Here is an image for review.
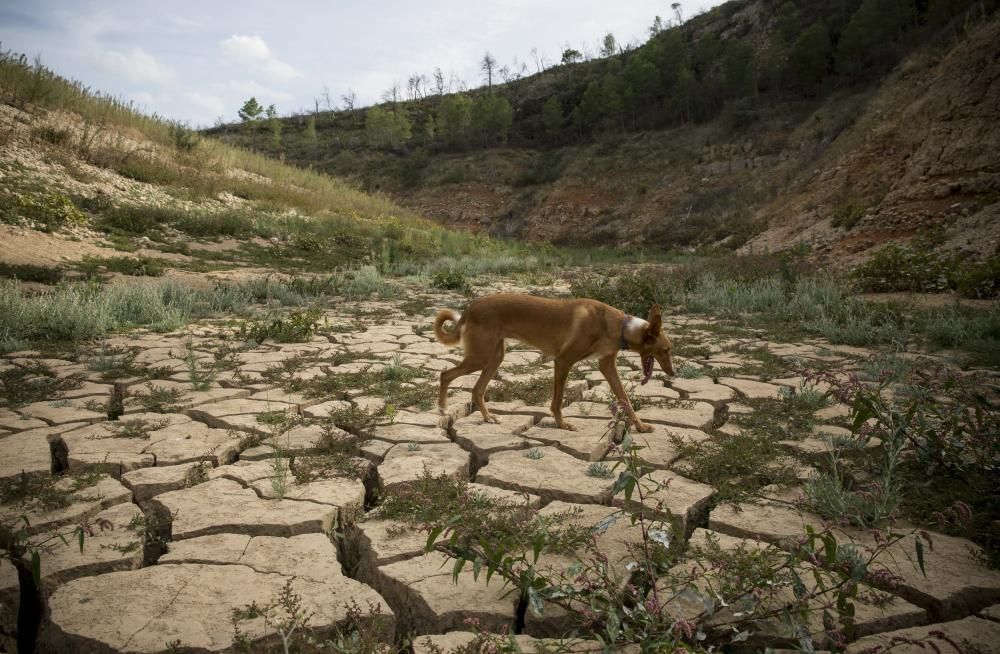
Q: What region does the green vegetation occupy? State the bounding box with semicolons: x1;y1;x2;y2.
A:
0;263;64;285
0;279;249;348
0;360;84;408
854;239;1000;299
77;255;167;277
571;256;1000;365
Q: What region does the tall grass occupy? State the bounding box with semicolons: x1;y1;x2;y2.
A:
0;279;252;348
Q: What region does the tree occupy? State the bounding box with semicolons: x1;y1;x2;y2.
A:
265;104;282;147
432;68;446;95
437;94;473;147
836;0;906;75
365;107;411;149
238;97;264;147
304;115;317;144
601;33;617;57
722;41;758;98
480;52;497;91
561;48;583;65
600;74;626;129
541;96;564;142
624;54;661;108
341;88;357;111
649;15;665;37
471;95;513;146
573;81;604;132
791;21;832;90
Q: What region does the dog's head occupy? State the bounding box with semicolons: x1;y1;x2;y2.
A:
636;304;674;382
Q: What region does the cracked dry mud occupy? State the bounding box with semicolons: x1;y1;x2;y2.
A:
2;285;1000;653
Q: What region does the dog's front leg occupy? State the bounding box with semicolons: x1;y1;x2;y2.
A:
550;357;575;430
598;355;654;433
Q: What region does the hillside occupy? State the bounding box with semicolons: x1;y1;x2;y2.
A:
0;51;540;290
210;0;1000;267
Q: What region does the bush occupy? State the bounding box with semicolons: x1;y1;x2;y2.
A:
98;206;176;235
830;201;867;229
238;308;323;343
430;269;470;292
0;189;86;232
514;151;565;186
956;255;1000;299
853;240;957;293
0;262;63;284
78;255;166;277
570;267;676;317
0;279;250;344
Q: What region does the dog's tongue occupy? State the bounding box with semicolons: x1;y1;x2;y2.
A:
641;356;654;385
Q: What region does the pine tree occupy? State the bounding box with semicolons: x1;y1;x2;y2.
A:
791;22;832;89
541;96;564;142
437;94;473;147
238;97;264;147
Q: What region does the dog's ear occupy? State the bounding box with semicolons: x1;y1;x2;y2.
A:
646;304;662;340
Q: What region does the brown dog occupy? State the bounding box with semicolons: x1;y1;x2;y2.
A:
433;293;674;432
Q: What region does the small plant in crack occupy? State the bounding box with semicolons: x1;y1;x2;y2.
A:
131;383;185;413
184;462;210;487
524;448;544;460
178;338;218;391
586;462;614;479
92;417;169;440
406;442;421;452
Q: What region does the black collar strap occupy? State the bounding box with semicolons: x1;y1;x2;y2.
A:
620;315;630;351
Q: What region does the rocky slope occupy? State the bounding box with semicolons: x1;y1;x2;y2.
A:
213;7;1000;268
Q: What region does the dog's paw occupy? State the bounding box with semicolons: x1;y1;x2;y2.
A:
437;404;448;416
634;421;655;433
484;413;500;424
557;420;576;431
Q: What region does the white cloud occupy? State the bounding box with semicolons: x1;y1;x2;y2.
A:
219;79;293;104
91;47;176;86
184;92;226;122
219;34;301;83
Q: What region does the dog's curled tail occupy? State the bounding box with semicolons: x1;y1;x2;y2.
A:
433;309;462;346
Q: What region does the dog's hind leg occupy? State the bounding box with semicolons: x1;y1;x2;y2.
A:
550;356;576;430
438;330;496;416
472;340;505;423
438;358;480;415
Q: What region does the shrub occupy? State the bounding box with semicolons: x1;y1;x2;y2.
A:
0;262;63;284
956;255;1000;299
0;189;86;232
238;308;323;343
78;255;166;277
430;268;470;292
853;240;957;293
830;201;867;229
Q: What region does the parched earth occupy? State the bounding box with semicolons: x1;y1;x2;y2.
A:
1;284;999;653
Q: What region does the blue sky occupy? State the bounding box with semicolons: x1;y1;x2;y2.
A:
0;0;723;126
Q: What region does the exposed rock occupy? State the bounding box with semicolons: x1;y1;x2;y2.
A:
476;447;613;504
16;399;105;425
45;562;394;653
612;470;714;537
717;377;786;399
413;632;613;653
0;503;143;621
670;377;736;402
0;423;86;481
377;442;470;488
845;616;1000;653
0;475;132;536
370;423;451;444
371;552;518;635
121;461;211;503
522;417;616;461
150;478;337;540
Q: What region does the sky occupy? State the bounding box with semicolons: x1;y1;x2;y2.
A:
0;0;724;127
